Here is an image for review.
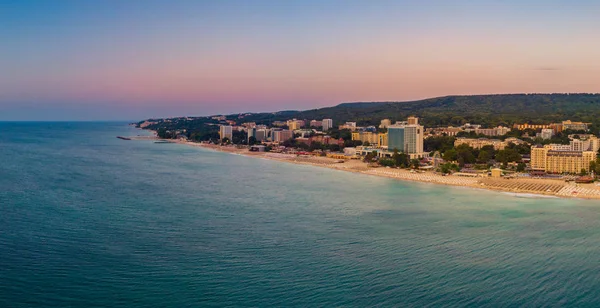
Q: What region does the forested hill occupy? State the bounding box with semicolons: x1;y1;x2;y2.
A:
240;93;600;128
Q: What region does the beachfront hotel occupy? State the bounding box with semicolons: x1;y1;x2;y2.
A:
387;117;424;156
350;131;389;147
531;142;597;174
272;130;293;143
219;125;233;140
351;131;378;144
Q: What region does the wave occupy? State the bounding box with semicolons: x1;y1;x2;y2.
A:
502;192;558;199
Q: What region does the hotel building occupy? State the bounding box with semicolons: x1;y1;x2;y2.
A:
351;132;388;147
531;145;596;174
322;119;333;131
219;125;233;141
387;117;424;156
272;130;293;143
247;127;256;143
339;122;358;131
351;131;379;145
378;133;388;147
531;142;597;174
454;138;504;150
513;120;589;134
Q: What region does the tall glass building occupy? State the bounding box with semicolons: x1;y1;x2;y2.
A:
387;126;405;151
387;124;423;154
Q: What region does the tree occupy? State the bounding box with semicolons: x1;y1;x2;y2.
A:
424;135;455;152
456;145;476;165
231;130;247;144
589;161;597;173
480;145;496;157
363;141;371;146
328;144;341;152
343;140;360;147
495;148;522;163
221;137;230;145
439;163;460;174
309;142;324;151
392;148;408;167
516;162;526;172
364;150;378;163
443;149;457;162
339;129;352;141
478;150;491;163
379;159;395;167
248;136;258;145
410;159;420;169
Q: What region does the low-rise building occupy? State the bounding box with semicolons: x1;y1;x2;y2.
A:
310;120;322;127
474;126;511;136
561;120;589;132
454;138;506;150
339;122;357;131
351;131;379;145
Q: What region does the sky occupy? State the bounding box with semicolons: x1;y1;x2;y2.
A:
1;0;599;120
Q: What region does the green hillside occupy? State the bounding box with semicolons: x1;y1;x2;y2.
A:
241;94;600;129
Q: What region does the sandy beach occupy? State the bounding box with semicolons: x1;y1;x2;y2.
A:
137;136;600;200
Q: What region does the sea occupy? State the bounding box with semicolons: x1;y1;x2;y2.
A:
2;122;600;307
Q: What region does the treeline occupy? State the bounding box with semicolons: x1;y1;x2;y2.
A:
238;94;600;131
424;135;528;168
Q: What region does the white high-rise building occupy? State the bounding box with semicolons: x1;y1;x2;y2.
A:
247;127;256;143
219;125;233;141
403;125;424;154
255;129;268;142
322;119;333;131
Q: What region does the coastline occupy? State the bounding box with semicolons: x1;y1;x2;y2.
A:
133;133;600;200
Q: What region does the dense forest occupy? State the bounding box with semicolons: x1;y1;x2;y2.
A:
239;94;600;131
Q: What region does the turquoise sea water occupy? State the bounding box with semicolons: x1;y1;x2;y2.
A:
2;122;600;307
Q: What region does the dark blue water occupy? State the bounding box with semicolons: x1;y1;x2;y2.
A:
2;122;600;307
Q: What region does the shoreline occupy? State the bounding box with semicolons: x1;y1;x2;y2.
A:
132;133;600;200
